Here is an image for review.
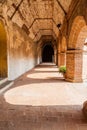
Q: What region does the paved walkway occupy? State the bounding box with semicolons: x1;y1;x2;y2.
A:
0;63;87;130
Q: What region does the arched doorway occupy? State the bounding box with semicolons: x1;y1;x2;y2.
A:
42;44;54;62
67;16;87;82
77;26;87;81
0;20;7;78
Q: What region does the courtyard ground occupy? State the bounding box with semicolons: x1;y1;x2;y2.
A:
0;63;87;130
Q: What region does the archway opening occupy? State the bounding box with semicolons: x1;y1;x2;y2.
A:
42;44;54;62
0;21;7;78
67;16;87;82
76;26;87;81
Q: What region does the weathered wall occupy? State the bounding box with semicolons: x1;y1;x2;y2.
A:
0;2;39;80
7;23;38;80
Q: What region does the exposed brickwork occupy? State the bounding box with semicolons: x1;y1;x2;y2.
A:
68;16;86;49
58;0;87;82
66;50;83;82
58;53;66;66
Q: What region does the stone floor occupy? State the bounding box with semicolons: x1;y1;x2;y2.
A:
0;63;87;130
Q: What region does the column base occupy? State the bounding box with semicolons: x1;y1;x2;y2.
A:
65;78;83;83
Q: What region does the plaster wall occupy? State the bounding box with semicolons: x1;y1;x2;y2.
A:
8;23;38;80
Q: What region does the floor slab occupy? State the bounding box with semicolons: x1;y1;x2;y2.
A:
0;63;87;130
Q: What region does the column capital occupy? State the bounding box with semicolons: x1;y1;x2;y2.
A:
66;49;83;54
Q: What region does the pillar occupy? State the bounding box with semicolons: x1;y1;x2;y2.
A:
58;52;66;67
54;50;58;65
66;50;83;82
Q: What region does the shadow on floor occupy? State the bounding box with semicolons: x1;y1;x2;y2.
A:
0;63;87;129
0;95;87;130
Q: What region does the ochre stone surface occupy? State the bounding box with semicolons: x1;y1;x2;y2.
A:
66;50;83;82
0;20;7;78
0;0;87;81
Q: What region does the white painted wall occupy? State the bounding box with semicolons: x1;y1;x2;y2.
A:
7;23;39;80
8;56;37;80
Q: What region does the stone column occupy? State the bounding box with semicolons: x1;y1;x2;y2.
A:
58;52;66;67
66;50;83;82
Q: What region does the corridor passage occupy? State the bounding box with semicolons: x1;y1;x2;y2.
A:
0;63;87;130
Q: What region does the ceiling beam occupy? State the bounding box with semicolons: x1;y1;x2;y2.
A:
28;18;59;39
34;29;53;40
0;0;5;4
29;18;57;30
36;35;56;45
27;1;38;36
10;0;23;20
33;29;57;42
56;0;67;15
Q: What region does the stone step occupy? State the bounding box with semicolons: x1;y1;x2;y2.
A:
0;78;8;85
0;80;14;94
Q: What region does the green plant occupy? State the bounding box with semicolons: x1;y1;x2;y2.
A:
59;66;66;73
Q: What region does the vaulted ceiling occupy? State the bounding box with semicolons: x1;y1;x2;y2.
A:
7;0;72;43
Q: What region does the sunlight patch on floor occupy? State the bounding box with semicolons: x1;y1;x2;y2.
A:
4;83;87;106
27;72;61;79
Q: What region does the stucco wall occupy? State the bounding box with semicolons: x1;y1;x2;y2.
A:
8;23;38;80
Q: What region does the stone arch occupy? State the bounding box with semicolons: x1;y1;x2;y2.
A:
0;20;8;78
37;38;57;64
76;25;87;81
77;26;87;49
69;16;86;49
66;16;87;82
74;23;87;81
42;43;54;63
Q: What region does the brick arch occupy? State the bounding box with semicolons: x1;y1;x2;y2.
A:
69;16;86;49
77;26;87;49
77;26;87;81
